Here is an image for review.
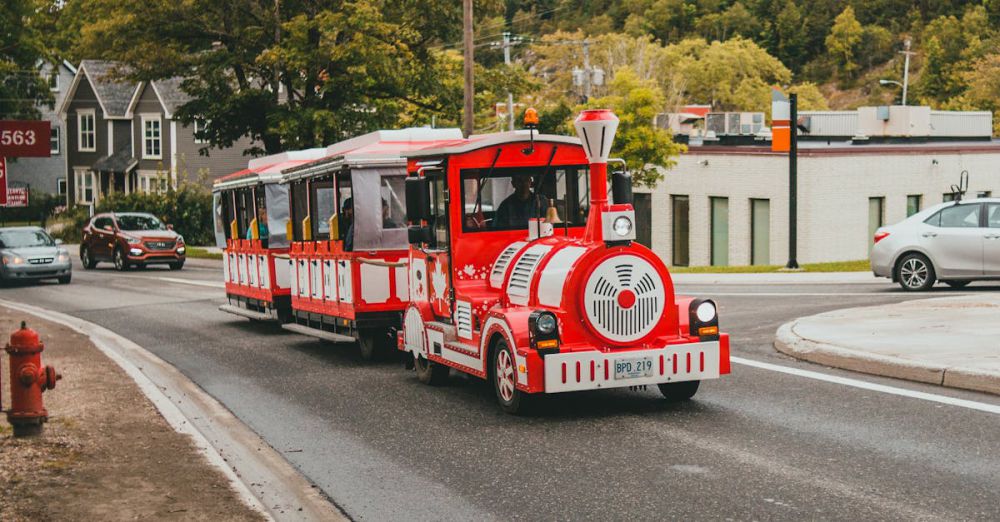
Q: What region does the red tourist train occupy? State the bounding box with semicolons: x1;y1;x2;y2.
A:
214;109;730;412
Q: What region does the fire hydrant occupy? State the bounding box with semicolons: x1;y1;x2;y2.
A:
3;321;61;437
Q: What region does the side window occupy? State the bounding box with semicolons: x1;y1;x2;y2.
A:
310;180;335;240
429;173;447;247
987;203;1000;228
93;217;111;230
936;204;981;228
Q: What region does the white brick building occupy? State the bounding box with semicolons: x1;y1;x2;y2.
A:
641;106;999;266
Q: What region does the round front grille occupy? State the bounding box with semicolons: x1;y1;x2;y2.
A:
583;254;665;343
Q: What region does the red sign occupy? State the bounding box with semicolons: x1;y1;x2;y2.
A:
5;187;28;208
0;157;6;206
0;120;52;158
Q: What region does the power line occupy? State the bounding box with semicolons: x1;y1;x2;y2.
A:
428;5;570;52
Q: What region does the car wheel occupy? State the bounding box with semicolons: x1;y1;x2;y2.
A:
169;261;184;270
944;280;971;289
896;253;935;291
113;248;130;271
491;339;531;414
58;275;72;285
414;354;449;386
358;329;393;361
658;380;700;401
81;246;97;269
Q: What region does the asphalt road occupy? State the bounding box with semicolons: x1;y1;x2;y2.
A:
3;258;999;521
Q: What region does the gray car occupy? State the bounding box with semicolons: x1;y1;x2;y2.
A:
871;198;1000;291
0;227;72;285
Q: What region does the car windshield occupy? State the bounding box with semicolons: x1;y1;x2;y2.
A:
0;229;54;248
117;214;165;231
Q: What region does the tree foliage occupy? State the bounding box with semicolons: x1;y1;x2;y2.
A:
0;0;53;119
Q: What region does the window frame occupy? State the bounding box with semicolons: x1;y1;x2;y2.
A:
140;113;163;160
57;178;67;196
50;125;60;155
74;168;94;204
193;120;210;144
77;109;96;152
457;164;590;233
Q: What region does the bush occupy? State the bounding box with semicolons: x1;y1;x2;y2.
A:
0;189;63;226
50;184;215;245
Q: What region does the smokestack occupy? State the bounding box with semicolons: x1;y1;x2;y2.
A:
574;109;620;241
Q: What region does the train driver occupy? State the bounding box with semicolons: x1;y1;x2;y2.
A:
493;174;545;229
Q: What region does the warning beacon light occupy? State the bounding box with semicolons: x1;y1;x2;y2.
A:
574;109;619;164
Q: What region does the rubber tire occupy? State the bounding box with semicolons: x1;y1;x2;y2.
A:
113;248;130;271
896;253;935;292
58;275;71;284
81;246;97;269
491;339;532;415
658;380;700;401
944;280;970;289
169;261;184;270
358;329;392;361
414;355;449;385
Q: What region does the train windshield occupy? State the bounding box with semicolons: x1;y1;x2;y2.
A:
460;165;590;232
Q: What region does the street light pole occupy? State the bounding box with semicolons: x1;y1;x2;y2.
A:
900;39;913;106
462;0;474;137
786;93;799;270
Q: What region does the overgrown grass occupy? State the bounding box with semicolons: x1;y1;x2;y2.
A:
670;259;871;273
185;247;223;260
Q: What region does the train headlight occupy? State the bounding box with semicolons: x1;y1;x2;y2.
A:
689;298;720;341
529;310;560;353
612;216;633;237
536;313;557;335
695;301;717;323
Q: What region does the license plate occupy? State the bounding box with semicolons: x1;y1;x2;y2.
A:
614;357;654;380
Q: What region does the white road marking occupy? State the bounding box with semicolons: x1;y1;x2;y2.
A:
157;276;225;288
731;356;1000;415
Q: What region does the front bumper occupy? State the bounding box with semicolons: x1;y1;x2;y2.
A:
1;261;72;281
540;339;725;393
127;245;186;264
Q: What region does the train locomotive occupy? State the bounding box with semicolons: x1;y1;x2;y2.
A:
398;109;730;413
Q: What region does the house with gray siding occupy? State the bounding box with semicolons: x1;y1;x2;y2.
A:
57;60;254;207
5;60;77;196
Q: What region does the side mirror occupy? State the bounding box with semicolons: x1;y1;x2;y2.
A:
407;226;433;245
166;224;174;231
611;170;633;206
405;176;431;223
54;239;64;245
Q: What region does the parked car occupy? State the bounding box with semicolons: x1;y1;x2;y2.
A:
80;212;186;271
0;227;72;285
871;198;1000;291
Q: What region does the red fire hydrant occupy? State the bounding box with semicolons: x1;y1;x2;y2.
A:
3;321;61;437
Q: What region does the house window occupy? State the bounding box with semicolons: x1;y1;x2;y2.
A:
49;71;59;91
193;120;209;144
751;198;770;266
57;178;67;196
77;110;96;151
74;169;94;204
710;197;729;266
906;195;922;217
141;115;162;159
138;171;168;194
671;195;689;266
50;126;60;155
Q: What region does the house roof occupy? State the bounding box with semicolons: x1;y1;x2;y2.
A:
125;77;192;119
58;60;137;119
92;148;138;173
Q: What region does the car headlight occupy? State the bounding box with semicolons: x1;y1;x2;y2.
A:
613;216;633;237
177;246;186;254
176;235;184;244
57;251;70;262
129;248;143;256
125;235;141;244
695;301;717;323
2;253;25;265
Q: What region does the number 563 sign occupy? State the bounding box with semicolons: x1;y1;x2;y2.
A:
0;120;51;157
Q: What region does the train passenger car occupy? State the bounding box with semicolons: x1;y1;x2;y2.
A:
399;110;731;413
213;149;327;322
278;128;463;360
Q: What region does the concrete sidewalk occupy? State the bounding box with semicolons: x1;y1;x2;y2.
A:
775;294;1000;395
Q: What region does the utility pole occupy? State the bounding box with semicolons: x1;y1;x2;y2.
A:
582;39;592;101
786;93;799;270
503;31;515;132
462;0;474;137
900;39;914;106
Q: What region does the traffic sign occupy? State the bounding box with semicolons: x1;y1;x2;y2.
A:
5;186;28;208
0;120;52;158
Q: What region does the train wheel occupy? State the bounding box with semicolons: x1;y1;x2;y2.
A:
414;355;449;385
358;329;392;362
491;339;531;414
658;380;700;401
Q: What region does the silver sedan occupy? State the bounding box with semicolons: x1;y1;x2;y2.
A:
871;198;1000;291
0;226;72;285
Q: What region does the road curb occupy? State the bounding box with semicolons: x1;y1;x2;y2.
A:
0;298;347;522
774;321;1000;396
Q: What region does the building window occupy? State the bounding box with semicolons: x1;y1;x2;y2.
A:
57;178;67;196
49;71;59;91
977;191;992;198
751;198;770;266
671;195;689;266
868;197;885;251
77;110;95;152
50;126;60;155
193;120;209;144
906;195;922;217
74;169;94;204
138;171;168;194
141;115;162;159
710;197;729;266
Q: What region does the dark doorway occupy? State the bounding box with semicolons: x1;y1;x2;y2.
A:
671;195;689;266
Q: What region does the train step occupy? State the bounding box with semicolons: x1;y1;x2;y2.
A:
219;304;272;321
281;323;356;344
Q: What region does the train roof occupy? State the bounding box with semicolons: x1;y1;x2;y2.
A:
404;131;582;159
213;148;328;191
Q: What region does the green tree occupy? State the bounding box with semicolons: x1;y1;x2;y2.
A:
0;0;53;119
771;0;808;72
825;6;863;79
578;68;685;188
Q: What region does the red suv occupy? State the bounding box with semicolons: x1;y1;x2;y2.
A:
80;212;186;271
